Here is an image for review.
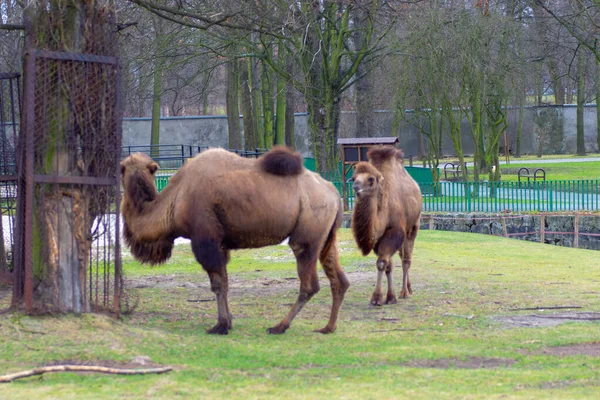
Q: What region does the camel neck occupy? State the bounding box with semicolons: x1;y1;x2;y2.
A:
122;172;175;242
352;190;388;255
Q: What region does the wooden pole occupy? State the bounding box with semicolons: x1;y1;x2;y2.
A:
574;213;580;248
540;214;545;244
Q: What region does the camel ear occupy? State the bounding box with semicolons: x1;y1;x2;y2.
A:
147;161;159;174
377;173;384;183
120;161;126;175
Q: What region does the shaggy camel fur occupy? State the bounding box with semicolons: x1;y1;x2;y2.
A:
351;146;422;306
120;146;349;335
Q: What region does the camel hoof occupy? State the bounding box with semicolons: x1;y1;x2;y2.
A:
370;293;383;306
267;324;288;335
399;289;410;299
385;294;398;305
207;324;229;335
314;326;335;334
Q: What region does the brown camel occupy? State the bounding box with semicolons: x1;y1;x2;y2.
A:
120;146;349;335
350;146;422;306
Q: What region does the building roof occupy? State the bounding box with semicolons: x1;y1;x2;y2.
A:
337;137;399;145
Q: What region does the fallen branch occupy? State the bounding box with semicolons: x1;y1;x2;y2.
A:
371;328;417;333
187;299;213;303
0;365;172;383
509;306;582;311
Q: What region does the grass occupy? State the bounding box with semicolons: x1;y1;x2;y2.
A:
1;229;600;399
440;152;600;166
500;161;600;182
436;156;599;182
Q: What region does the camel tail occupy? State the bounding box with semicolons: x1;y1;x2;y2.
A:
259;146;303;176
321;200;343;260
367;146;403;166
123;224;173;265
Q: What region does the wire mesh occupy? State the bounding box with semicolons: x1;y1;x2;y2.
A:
0;73;20;284
13;50;128;314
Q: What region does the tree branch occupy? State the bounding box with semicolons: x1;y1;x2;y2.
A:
0;24;25;31
0;365;173;383
535;0;600;63
127;0;279;37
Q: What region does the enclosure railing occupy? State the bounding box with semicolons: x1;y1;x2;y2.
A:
417;180;600;213
143;146;600;213
155;173;599;212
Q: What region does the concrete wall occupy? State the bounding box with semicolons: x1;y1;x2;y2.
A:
123;114;311;155
122;105;599;158
340;212;600;251
419;212;600;251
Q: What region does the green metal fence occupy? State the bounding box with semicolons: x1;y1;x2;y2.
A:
417;180;600;213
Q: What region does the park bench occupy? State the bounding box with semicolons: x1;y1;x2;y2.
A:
443;162;467;181
518;167;546;185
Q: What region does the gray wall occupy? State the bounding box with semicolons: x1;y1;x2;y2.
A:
339;212;600;251
123;105;599;158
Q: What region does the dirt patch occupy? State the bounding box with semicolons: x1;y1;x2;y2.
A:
529;342;600;357
492;313;600;328
404;357;515;369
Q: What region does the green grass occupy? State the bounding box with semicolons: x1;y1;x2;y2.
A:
1;229;600;399
501;161;600;182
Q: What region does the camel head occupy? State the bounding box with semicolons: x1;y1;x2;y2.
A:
351;162;383;200
120;153;160;213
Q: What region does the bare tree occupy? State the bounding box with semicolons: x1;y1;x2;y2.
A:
127;0;394;173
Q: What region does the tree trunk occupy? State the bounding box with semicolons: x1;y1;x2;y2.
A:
548;60;564;105
19;0;118;313
250;58;264;149
284;74;295;149
469;80;485;177
261;58;274;148
516;90;524;157
275;73;286;146
576;49;586;156
597;56;600;152
307;97;328;174
150;57;163;157
150;21;164;157
240;57;255;151
226;59;242;150
537;75;543;105
355;62;373;138
202;91;209;115
353;4;373;139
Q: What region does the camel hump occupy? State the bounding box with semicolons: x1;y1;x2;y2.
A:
354;161;379;175
259;146;304;176
367;146;403;166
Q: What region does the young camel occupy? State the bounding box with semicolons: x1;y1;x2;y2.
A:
120;147;349;335
351;146;422;306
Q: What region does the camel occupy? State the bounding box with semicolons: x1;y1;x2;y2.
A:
350;146;422;306
120;146;349;335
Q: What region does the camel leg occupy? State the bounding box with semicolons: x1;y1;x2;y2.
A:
315;236;350;334
192;238;232;335
372;228;404;306
399;225;419;299
385;262;397;304
268;242;320;334
371;259;386;306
